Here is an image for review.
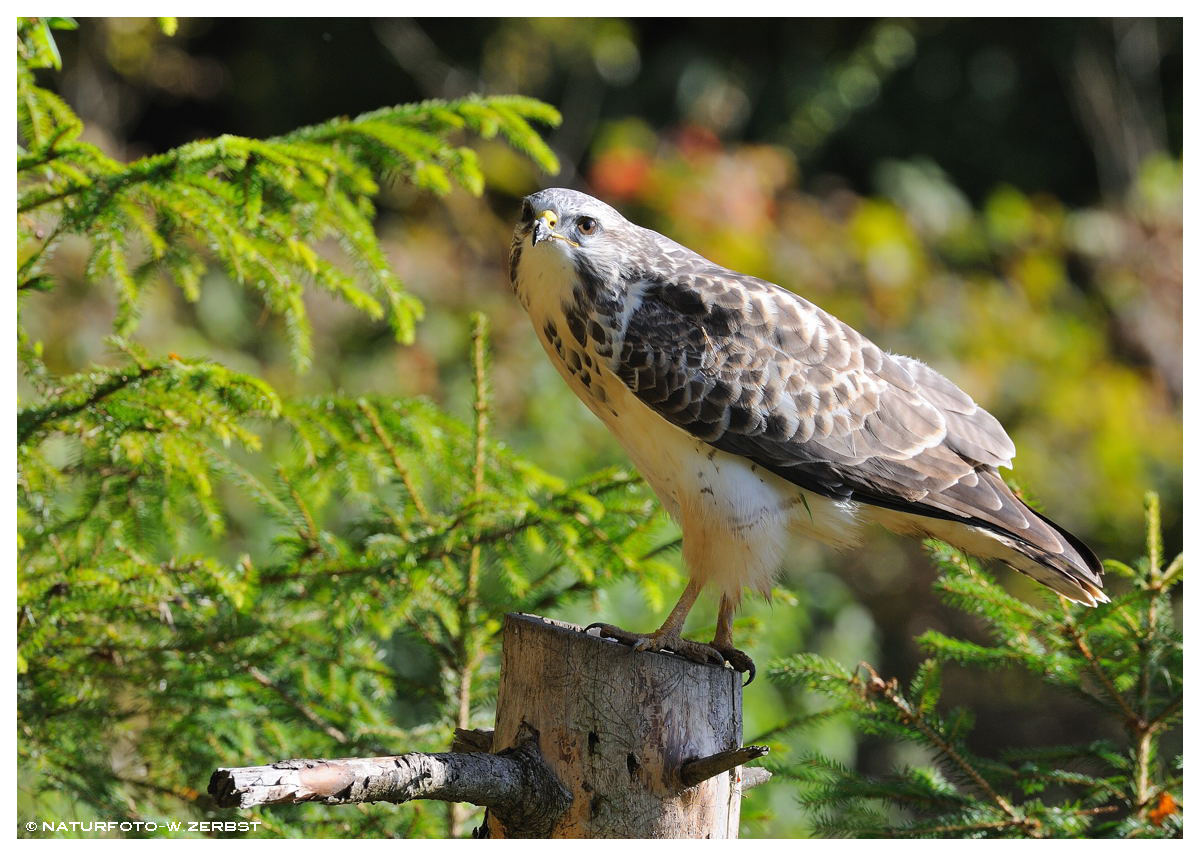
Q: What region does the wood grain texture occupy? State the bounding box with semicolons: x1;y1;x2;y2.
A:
487;613;749;839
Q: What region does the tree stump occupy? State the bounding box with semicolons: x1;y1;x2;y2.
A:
484;613;755;839
208;612;767;838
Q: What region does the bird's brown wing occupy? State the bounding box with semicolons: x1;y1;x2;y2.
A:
608;263;1102;594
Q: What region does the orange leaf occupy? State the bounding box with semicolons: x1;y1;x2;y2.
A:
1149;791;1177;826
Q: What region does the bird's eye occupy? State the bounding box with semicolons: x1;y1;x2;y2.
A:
520;200;534;223
577;216;599;236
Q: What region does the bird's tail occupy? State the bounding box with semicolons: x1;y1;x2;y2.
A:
870;485;1107;606
979;508;1108;605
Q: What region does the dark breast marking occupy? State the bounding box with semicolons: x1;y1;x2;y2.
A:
565;308;588;349
543;319;565;359
588;320;609;349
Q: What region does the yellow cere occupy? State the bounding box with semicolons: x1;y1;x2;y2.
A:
537;209;579;248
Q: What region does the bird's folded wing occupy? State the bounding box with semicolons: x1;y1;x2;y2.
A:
610;267;1100;585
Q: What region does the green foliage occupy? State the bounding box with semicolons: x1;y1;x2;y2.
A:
18;17;559;366
18;330;666;836
768;495;1182;838
17;18;662;838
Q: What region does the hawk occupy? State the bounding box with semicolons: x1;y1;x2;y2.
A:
509;187;1105;680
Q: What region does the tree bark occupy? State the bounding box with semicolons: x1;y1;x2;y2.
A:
208;722;570;838
208;612;767;838
484;613;761;838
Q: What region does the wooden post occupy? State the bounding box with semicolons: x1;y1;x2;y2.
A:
208;612;767;838
484;613;758;839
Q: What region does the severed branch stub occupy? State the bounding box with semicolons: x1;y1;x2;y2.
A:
208;722;570;838
679;745;769;788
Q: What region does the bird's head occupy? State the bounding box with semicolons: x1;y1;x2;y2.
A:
509;188;631;299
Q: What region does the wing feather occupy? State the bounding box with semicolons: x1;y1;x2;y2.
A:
610;258;1102;593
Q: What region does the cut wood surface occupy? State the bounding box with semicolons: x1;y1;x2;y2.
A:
486;613;756;838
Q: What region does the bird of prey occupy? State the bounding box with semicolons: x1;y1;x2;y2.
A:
509;187;1105;679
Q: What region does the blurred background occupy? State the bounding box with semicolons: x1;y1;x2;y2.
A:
28;17;1182;836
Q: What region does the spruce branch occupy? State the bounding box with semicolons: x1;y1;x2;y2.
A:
855;662;1031;830
17;53;561;365
774;505;1181;838
247;666;349;745
17;362;164;445
1057;608;1141;727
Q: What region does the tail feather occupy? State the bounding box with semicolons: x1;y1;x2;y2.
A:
868;493;1107;606
930;472;1106;606
993;491;1106;605
992;530;1108;606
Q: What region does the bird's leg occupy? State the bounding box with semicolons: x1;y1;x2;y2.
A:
709;594;756;684
585;579;730;669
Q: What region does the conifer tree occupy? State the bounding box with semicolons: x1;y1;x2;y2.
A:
18;17;676;837
768;493;1182;838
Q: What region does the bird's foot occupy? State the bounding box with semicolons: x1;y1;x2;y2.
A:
584;622;723;665
708;644;755;685
584;623;754;683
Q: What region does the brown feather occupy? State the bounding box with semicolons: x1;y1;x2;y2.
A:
613;247;1102;594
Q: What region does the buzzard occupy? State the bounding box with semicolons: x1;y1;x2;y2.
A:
509;188;1104;680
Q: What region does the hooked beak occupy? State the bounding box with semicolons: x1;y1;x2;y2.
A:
530;209;579;248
